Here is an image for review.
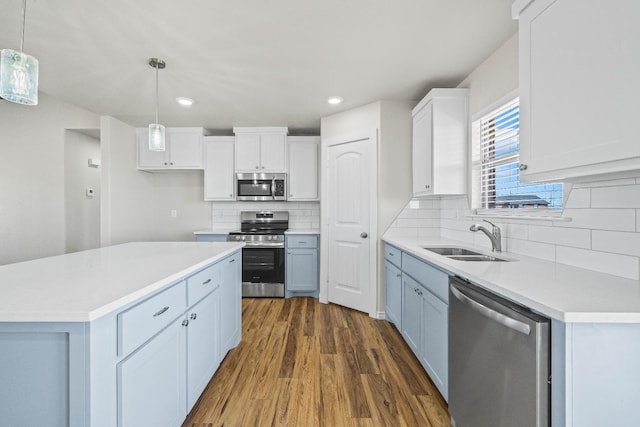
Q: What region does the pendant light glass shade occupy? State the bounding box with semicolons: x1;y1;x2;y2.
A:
148;123;165;151
148;58;166;152
0;0;39;106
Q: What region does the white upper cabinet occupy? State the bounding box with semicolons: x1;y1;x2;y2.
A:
412;88;468;197
137;127;204;170
203;136;235;201
287;136;320;201
233;127;287;173
515;0;640;182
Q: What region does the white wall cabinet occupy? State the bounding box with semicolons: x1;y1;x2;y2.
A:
287;136;320;201
412;88;468;197
233;127;287;173
137;127;204;170
203;136;235;201
514;0;640;182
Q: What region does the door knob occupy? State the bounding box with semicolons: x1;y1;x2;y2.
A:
360;232;368;238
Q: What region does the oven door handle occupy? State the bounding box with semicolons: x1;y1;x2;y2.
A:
243;242;285;248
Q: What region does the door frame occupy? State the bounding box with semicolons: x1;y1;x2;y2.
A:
319;129;378;318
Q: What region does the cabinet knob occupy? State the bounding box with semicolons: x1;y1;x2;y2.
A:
360;232;368;239
396;273;401;278
170;162;174;166
519;164;528;171
190;313;197;320
418;290;423;296
261;166;265;169
229;194;233;197
182;319;189;327
425;184;430;189
164;162;168;166
287;251;292;254
255;166;259;169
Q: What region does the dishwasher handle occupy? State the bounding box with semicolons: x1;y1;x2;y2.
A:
450;283;531;335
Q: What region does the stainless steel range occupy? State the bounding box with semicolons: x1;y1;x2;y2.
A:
227;211;288;298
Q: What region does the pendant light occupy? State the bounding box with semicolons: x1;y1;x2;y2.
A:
0;0;39;105
148;57;166;152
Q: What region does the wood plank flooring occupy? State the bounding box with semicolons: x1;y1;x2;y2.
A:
183;297;450;427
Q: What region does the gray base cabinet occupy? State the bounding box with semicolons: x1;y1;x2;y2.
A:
285;235;319;297
384;244;402;329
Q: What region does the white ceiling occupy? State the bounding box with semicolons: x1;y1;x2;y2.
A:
0;0;517;133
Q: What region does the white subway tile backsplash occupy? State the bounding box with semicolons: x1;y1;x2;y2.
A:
210;201;319;231
559;209;636;231
507;238;556;262
556;246;639;280
573;178;637;188
591;185;640;208
564;188;591;208
528;225;591;249
592;230;640;257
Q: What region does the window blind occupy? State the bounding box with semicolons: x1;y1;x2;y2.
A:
479;98;562;210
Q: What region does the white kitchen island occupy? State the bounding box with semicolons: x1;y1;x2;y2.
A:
0;242;243;427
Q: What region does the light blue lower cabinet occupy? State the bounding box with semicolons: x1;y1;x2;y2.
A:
402;274;423;355
0;250;242;427
118;317;187;427
384;259;402;329
397;250;449;401
186;290;221;410
285;235;319;297
195;234;228;242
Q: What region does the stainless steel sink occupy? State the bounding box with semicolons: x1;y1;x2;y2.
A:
422;247;484;256
447;255;509;262
422;246;513;262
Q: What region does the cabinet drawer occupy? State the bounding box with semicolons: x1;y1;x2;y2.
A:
286;235;318;249
188;263;220;306
118;281;187;356
401;253;449;303
384;244;402;267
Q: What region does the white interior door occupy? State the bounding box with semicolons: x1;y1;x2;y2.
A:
325;132;376;314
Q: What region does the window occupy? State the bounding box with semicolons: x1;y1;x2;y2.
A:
474;96;563;214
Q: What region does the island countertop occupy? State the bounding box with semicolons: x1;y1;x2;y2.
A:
0;241;244;323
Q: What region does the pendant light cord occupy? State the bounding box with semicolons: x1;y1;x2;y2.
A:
20;0;27;52
155;63;159;125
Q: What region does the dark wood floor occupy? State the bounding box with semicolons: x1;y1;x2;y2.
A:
183;297;450;427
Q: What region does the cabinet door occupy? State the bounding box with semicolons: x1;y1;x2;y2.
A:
288;138;319;200
137;129;169;169
260;133;287;172
167;129;203;169
118;317;186;427
384;260;402;329
420;290;448;401
518;0;640;182
401;274;422;356
286;248;319;292
220;252;241;354
235;133;261;172
412;101;433;197
204;138;235;200
186;290;220;411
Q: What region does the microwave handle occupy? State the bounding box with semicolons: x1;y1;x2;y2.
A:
271;176;276;200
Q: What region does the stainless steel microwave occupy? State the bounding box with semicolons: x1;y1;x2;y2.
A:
236;173;287;201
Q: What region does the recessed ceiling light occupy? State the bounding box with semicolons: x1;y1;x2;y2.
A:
176;97;194;107
327;96;343;105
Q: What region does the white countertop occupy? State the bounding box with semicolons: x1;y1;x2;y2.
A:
194;227;237;235
285;229;320;235
383;236;640;323
0;242;244;323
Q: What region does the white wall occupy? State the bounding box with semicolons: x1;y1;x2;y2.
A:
65;130;101;253
152;172;212;241
386;33;640;281
100;117;155;245
0;93;99;265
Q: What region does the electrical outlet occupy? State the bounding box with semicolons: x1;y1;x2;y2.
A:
171;209;177;218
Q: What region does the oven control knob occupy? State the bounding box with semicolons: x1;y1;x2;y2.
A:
267;236;273;241
235;236;241;241
241;236;246;241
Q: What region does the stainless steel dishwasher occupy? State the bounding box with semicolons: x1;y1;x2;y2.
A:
449;276;550;427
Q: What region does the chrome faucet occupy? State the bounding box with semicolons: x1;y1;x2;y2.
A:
469;220;502;252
